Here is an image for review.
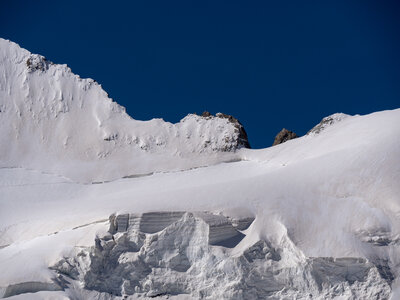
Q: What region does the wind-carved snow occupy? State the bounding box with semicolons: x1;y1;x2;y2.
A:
49;212;391;299
1;38;400;299
0;38;248;183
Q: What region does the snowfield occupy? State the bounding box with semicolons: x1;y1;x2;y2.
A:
0;38;399;299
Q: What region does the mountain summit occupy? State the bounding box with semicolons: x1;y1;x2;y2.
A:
0;38;249;183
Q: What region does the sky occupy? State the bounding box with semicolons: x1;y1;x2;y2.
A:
1;1;399;148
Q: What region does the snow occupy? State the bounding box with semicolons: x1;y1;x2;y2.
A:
0;38;400;299
0;38;246;183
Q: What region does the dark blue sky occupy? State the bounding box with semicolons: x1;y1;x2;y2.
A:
1;1;399;148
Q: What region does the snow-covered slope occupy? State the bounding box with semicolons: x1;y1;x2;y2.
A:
0;39;400;299
0;38;249;183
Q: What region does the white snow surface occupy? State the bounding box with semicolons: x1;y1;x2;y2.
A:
0;38;245;183
0;38;400;299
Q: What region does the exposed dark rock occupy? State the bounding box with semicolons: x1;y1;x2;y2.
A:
272;128;298;146
215;112;251;149
201;111;211;118
26;54;50;72
307;113;349;135
194;112;251;149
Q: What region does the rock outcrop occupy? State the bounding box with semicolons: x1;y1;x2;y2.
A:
307;113;350;135
272;128;298;146
198;111;251;149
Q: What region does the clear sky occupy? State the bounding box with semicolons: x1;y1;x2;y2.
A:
1;0;399;148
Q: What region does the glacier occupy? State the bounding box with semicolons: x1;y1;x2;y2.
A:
0;38;400;299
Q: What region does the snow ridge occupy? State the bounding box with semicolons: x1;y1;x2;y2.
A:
0;38;247;183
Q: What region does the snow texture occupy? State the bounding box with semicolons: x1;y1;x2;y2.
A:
0;38;400;299
0;38;246;183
